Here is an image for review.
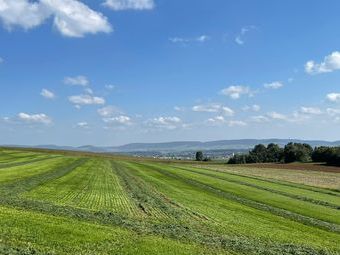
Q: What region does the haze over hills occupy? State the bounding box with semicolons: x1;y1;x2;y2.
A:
4;139;340;154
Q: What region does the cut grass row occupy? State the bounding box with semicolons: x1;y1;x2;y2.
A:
0;206;224;255
144;163;340;231
26;159;139;216
123;162;340;253
197;164;340;191
171;165;340;209
1;149;339;254
0;157;79;185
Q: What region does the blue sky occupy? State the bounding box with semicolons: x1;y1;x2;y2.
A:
1;0;340;146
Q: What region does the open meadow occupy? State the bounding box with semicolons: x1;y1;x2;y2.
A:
0;148;339;255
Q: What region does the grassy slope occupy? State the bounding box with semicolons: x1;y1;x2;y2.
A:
122;162;340;251
195;164;340;190
0;148;339;255
0;206;222;255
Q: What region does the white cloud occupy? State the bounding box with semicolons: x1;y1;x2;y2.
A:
84;88;93;94
250;115;269;122
235;36;244;45
40;89;55;99
18;112;52;124
76;122;89;128
196;35;210;42
222;107;235;116
207;116;246;127
174;106;184;112
300;107;322;115
192;104;234;116
192;104;221;113
0;0;112;37
103;115;132;126
228;120;247;127
243;104;261;112
267;112;289;121
264;81;283;89
267;111;309;123
0;57;4;63
0;0;50;30
97;105;121;117
64;75;89;86
207;116;226;125
327;93;340;103
105;84;115;90
221;85;251;99
68;94;105;105
326;108;340;116
103;0;154;10
169;35;210;44
235;26;256;45
305;51;340;74
146;116;183;130
43;0;112;38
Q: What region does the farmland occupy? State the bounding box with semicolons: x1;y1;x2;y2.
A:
0;148;339;254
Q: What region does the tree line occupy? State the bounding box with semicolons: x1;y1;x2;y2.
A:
227;143;340;166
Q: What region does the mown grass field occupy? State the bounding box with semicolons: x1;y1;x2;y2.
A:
0;148;339;255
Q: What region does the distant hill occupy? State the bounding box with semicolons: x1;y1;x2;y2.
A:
110;139;340;152
5;139;339;153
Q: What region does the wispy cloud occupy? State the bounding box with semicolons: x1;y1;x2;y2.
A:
250;115;270;123
68;94;105;106
243;104;261;112
300;107;322;115
264;81;284;89
40;89;55;99
169;35;210;45
98;105;122;117
17;112;52;125
192;104;234;116
103;0;154;11
103;115;133;126
64;75;89;86
76;122;89;129
327;93;340;103
305;51;340;75
221;85;252;99
105;84;116;90
207;116;247;127
146;116;183;130
235;26;257;45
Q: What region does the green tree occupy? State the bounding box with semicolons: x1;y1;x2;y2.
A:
284;143;313;163
266;143;284;162
195;151;204;161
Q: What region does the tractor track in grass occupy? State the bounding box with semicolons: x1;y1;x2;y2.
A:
139;163;340;233
172;165;340;210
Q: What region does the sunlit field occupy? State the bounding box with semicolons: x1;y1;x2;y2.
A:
0;148;339;255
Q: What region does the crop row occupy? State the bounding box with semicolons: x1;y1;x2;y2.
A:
26;159;139;216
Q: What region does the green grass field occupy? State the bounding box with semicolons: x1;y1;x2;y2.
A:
0;148;339;255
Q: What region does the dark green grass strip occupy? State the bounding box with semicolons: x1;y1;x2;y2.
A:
0;158;87;196
0;152;47;163
0;155;60;170
113;161;192;220
172;165;340;210
139;163;340;234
